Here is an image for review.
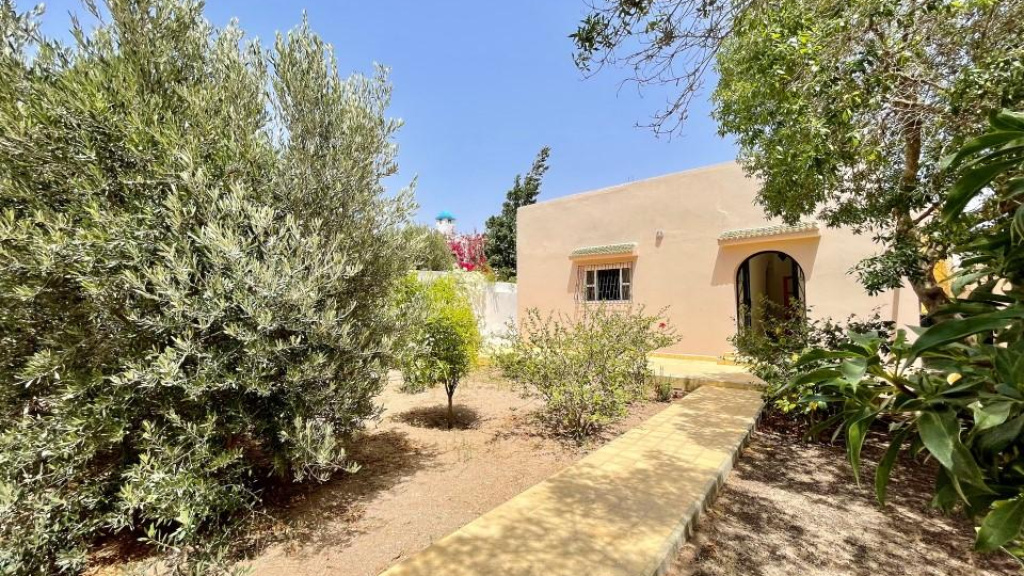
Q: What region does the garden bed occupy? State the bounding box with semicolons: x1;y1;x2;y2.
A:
238;368;666;576
667;414;1018;576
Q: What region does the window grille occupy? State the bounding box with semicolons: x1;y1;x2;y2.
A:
577;261;633;303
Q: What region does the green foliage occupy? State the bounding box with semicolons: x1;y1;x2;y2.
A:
573;0;1024;310
483;147;550;281
714;0;1024;306
730;297;892;415
404;224;455;271
792;110;1024;555
654;380;674;403
0;1;414;573
496;306;676;439
397;275;481;428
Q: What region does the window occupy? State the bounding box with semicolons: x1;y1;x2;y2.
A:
580;263;632;302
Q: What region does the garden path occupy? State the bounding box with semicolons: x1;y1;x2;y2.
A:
377;385;763;576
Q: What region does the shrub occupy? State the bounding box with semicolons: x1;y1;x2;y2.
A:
730;297;892;415
792;110;1024;555
397;275;481;428
0;2;414;573
654;380;674;403
496;306;676;439
404;225;455;271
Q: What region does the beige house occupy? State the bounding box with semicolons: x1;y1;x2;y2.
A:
516;162;920;358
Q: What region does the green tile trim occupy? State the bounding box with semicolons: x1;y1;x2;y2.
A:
719;222;818;241
569;242;637;258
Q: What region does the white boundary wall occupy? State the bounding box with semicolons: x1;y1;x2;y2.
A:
416;271;517;343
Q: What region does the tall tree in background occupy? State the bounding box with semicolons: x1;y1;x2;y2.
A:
484;146;551;280
572;0;1024;312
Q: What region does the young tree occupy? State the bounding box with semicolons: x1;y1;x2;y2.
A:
0;1;414;572
572;0;1024;312
484;147;551;280
397;276;481;429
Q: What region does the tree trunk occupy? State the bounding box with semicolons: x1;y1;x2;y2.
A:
446;383;455;430
898;116;950;317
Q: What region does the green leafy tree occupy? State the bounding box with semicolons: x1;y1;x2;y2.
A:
484;146;550;281
572;0;1024;312
0;1;414;572
792;110;1024;556
403;224;456;271
397;275;481;429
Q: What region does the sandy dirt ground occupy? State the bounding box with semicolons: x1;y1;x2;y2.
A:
667;416;1018;576
240;368;666;576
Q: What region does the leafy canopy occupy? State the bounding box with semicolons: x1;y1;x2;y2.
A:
574;0;1024;310
484;146;550;281
0;0;414;572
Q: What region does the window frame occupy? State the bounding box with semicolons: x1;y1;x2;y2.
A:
578;261;634;304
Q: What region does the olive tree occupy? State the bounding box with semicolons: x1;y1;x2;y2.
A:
0;1;414;573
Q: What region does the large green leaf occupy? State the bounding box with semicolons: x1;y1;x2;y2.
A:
991;109;1024;132
840;356;869;385
875;426;912;505
907;307;1024;362
976;414;1024;454
943;157;1024;221
977;496;1024;551
939;131;1024;172
847;410;877;484
917;410;988;489
971;400;1013;432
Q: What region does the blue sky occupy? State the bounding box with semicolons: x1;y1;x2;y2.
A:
28;0;736;230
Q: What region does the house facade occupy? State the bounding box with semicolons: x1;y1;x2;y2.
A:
516;162;921;358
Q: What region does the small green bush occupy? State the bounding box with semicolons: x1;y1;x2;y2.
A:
730;297;892;415
496;306;676;439
654;380;674;402
396;275;481;428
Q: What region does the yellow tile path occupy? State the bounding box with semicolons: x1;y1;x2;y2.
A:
378;386;764;576
648;356;766;391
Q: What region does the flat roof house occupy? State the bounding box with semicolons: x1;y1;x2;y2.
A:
516;162;921;358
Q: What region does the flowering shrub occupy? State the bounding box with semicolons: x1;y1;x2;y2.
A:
448;232;489;272
495;306;676;439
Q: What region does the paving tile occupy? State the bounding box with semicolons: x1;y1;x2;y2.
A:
377;385;763;576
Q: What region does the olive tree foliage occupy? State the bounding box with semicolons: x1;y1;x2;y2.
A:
572;0;1024;312
403;224;456;271
0;1;415;573
483;146;550;281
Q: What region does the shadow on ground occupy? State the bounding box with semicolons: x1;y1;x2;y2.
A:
392;404;481;430
252;428;436;556
668;413;1017;576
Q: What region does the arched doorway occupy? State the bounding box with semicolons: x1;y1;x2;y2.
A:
736;251;806;333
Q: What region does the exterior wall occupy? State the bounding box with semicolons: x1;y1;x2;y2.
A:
516;162;920;357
